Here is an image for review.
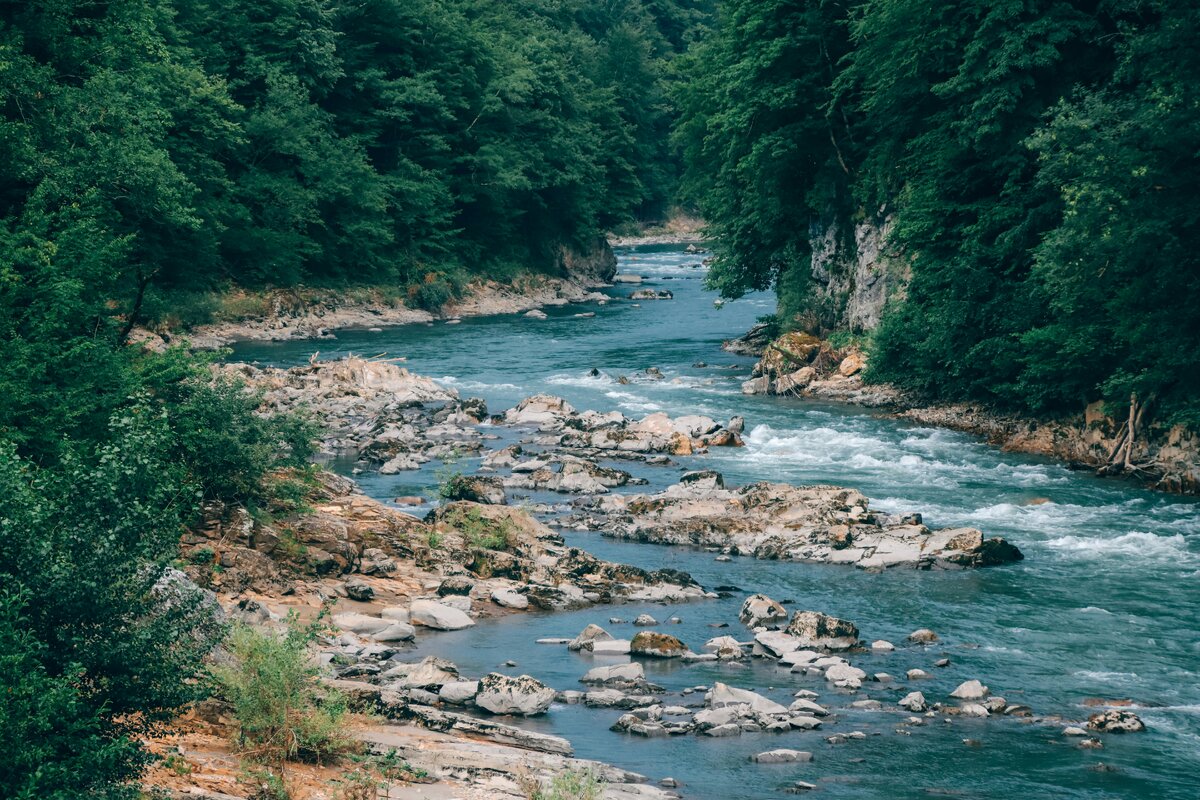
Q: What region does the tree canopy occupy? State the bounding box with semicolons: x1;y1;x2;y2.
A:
679;0;1200;424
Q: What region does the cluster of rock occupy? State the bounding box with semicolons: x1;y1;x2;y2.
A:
732;331;906;407
223;357;486;471
568;470;1023;569
500;394;744;456
184;472;708;622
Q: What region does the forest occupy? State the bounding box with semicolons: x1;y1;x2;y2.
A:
679;0;1200;425
2;1;1198;798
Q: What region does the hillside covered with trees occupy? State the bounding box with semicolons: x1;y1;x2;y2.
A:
0;1;710;797
679;0;1200;426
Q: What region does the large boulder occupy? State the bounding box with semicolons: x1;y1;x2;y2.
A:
786;611;859;651
580;663;645;687
410;599;475;631
705;682;789;715
740;594;789;628
1088;709;1145;733
505;395;576;427
383;656;459;690
950;680;989;701
755;631;801;658
630;631;688;659
474;673;556;716
333;612;391;635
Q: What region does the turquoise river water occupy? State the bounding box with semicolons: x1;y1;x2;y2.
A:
233;246;1200;800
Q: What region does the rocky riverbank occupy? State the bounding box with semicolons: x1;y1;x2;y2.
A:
150;357;1171;800
149;276;609;350
731;328;1200;494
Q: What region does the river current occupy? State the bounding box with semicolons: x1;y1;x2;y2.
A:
233;246;1200;800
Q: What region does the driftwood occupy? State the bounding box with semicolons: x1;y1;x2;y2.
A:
1099;394;1160;476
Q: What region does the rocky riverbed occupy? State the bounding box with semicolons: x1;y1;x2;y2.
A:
155;352;1165;800
169;244;1200;800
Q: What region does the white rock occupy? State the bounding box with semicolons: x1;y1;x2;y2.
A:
568;624;613;652
824;663;867;684
370;622;416;642
871;640;895;652
332;612;389;635
474;673;555;716
898;692;928;712
950;680;989;700
491;588;529;609
706;682;789;715
959;703;990;717
788;698;829;717
590;639;632;655
755;630;801;658
752;749;813;764
410;599;475;631
439;680;480;705
380;606;411;622
581;663;644;686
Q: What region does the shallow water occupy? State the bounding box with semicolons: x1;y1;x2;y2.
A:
233;246;1200;799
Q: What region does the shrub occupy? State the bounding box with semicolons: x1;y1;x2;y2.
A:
0;406;224;799
516;766;604;800
168;376;319;508
408;272;458;312
210;611;360;766
443;505;515;551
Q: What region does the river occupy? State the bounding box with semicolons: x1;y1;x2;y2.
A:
233;245;1200;800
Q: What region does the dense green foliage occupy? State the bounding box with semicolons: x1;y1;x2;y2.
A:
210;613;358;766
0;3;715;796
2;0;709;307
679;0;1200;423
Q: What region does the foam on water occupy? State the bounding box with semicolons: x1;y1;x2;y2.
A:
1044;530;1194;561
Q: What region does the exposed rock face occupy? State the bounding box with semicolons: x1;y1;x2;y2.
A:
807;214;909;333
556;235;617;283
576;472;1022;570
474;673;556;716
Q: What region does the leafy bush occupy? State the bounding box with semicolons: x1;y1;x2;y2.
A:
0;407;224;799
516;766;604;800
408;272;459;312
211;612;360;766
168;376;319;508
443;505;516;551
